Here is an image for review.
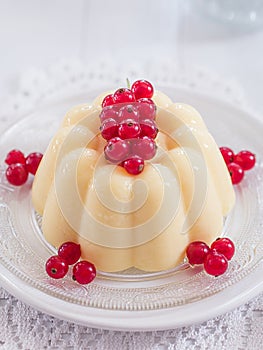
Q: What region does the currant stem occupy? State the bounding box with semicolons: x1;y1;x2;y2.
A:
126;78;131;89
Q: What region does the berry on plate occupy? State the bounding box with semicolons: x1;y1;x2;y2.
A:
211;237;235;260
204;250;228;276
186;241;210;265
5;149;26;165
58;241;81;265
219;147;234;165
5;163;28;186
72;260;96;284
234;150;256;171
26;152;43;175
227;163;244;185
45;255;69;279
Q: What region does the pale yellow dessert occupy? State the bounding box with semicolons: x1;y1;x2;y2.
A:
32;91;235;272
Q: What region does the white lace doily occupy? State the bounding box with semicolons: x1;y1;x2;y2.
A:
0;59;262;350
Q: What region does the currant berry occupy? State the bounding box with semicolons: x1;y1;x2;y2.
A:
113;88;135;104
118;104;139;122
204;251;228;276
220;147;234;165
100;106;119;123
104;137;130;163
132;137;157;160
131;80;154;99
58;241;81;265
118;119;141;139
72;260;96;284
227;163;244;185
45;255;69;279
5;163;28;186
211;237;235;261
102;94;114;108
100;118;119;140
123;157;144;175
137;98;156;120
25;152;43;175
234;150;256;171
5;149;25;165
186;241;210;265
140;119;158;139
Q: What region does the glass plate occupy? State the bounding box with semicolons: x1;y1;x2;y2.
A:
0;87;262;330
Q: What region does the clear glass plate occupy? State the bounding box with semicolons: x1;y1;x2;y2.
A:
0;87;262;330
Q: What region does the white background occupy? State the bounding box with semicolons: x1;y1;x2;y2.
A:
1;0;263;115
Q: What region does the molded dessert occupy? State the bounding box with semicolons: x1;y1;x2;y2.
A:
32;88;235;272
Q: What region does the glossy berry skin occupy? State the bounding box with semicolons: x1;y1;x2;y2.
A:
220;147;234;165
211;237;235;261
72;260;96;284
5;149;26;165
58;241;81;265
186;241;210;265
204;251;228;276
102;94;115;108
118;119;141;139
113;88;136;104
123;157;144;175
137;98;156;120
104;137;130;163
25;152;43;175
100;106;119;123
131;80;154;99
133;137;157;160
234;150;256;171
6;163;28;186
118;104;139;122
140;119;158;139
45;255;69;279
227;163;244;185
100;118;119;140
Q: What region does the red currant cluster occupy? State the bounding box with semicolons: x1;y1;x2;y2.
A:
45;241;96;285
186;237;235;276
220;147;256;185
100;80;158;175
5;149;43;186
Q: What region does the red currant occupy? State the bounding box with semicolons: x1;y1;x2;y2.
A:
58;241;81;265
204;251;228;276
131;80;154;99
234;150;256;171
186;241;210;265
211;237;235;260
72;260;96;284
104;137;130;163
102;94;114;108
100;118;119;141
118;104;139;122
227;163;244;185
100;106;119;123
25;152;43;175
220;147;234;165
45;255;69;279
5;163;28;186
132;137;157;160
113;88;135;104
123;157;144;175
5;149;25;165
118;120;141;139
140;119;158;139
137;98;156;120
